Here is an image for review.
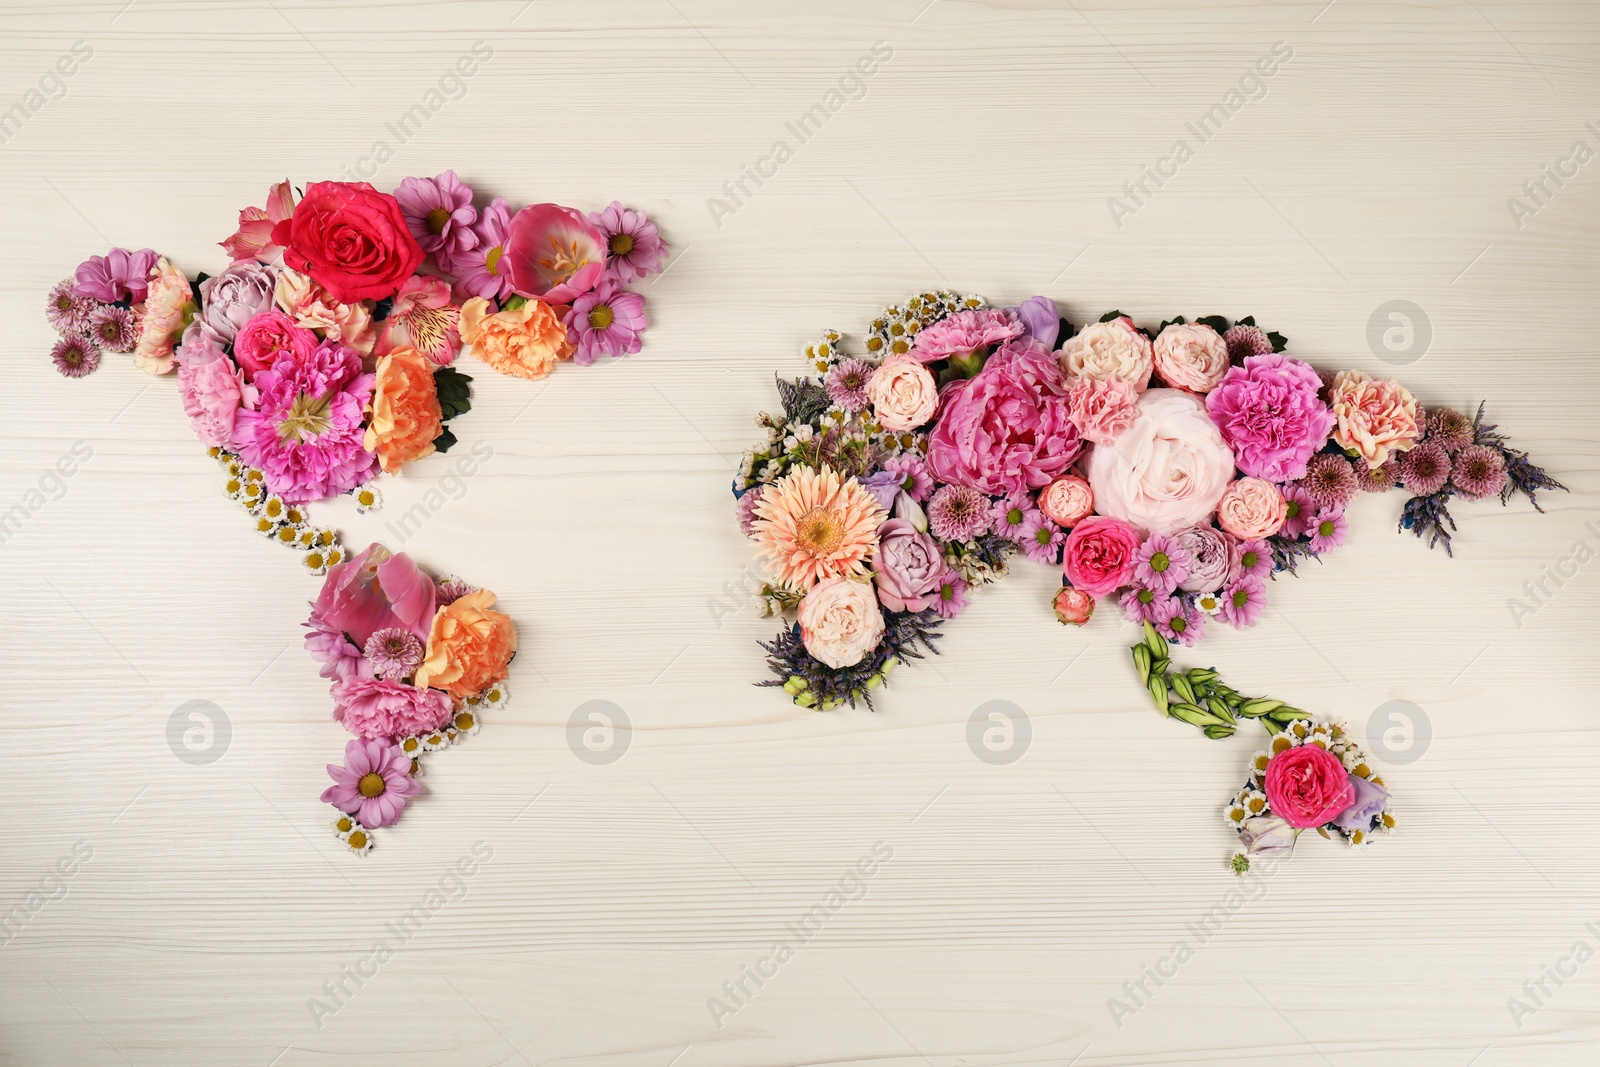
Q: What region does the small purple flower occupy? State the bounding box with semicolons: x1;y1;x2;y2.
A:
1425;407;1474;453
735;486;765;537
931;569;970;619
1229;539;1272;583
1222;324;1274;362
1218;575;1265;629
454;197;515;302
1356;459;1399;494
394;170;479;269
928;484;990;542
1020;514;1064;564
50;335;101;378
857;470;905;512
1134;532;1191;596
1119;583;1161;625
320;737;423;829
989;493;1041;544
1450;444;1508;501
87;304;138;353
825;359;875;413
1299;453;1357;511
46;278;95;334
564;277;647;365
1398;441;1450;496
1333;774;1390;832
882;453;932;502
1152;595;1204;646
434;578;477;607
1280;484;1317;539
1306;507;1347;553
589;201;666;284
364;627;425;681
73;247;159;304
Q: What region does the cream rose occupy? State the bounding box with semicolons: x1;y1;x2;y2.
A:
1215;477;1288;540
1084;389;1236;535
797;577;886;669
1058;317;1154;391
1153;322;1229;393
1038;474;1094;527
867;356;938;432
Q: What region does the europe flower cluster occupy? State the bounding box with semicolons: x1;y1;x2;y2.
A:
733;291;1563;710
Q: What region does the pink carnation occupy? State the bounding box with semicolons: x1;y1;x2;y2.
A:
926;339;1083;495
177;349;257;449
332;675;455;741
1066;376;1139;445
1205;353;1335;482
909;307;1023;365
1327;370;1422;468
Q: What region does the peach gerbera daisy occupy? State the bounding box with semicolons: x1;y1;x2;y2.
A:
751;466;886;591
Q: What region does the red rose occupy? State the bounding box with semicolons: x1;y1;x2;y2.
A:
1263;744;1355;829
1061;516;1141;599
271;181;424;304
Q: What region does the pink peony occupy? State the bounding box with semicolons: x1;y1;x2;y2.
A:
1264;744;1355;829
1067;376;1139;446
867;356;939;431
332;675;454;741
798;577;886;669
375;275;462;365
908;307;1023;365
1059;317;1154;391
233;310;320;381
502;203;606;304
177;347;257;449
1084;389;1236;535
311;543;439;647
1152;322;1229;393
1038;474;1094;527
320;737;422;828
1327;369;1422;468
1215;478;1288;540
1062;516;1142;599
1206;353;1335;482
927;339;1083;495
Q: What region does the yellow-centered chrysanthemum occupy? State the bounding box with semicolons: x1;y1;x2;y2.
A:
751;466;885;591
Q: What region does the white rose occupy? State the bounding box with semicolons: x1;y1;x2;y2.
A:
1153;322;1229;393
1084;388;1237;535
867;356;939;432
797;577;886;669
1058;317;1154;391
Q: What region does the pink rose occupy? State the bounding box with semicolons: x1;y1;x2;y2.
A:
1215;478;1287;540
1264;744;1356;829
1152;322;1229;393
1328;370;1421;468
332;675;454;741
1052;586;1095;625
1084;389;1236;535
271;180;425;304
867;356;939;432
797;577;886;669
1062;516;1142;599
234;310;319;380
1171;524;1234;593
1059;317;1153;391
1038;474;1094;527
1067;377;1139;446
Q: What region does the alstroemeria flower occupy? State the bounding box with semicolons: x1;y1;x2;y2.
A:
376;275;461;365
220;180;297;263
503;203;606;304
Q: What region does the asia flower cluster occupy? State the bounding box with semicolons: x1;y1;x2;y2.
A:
307;544;516;855
733;291;1563;708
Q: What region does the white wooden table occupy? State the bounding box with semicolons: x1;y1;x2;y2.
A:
3;2;1598;1064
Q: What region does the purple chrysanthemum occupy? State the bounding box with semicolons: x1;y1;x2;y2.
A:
881;453;933;502
928;484;990;542
1398;441;1450;496
736;487;765;537
1134;532;1191;596
1451;444;1508;500
1119;584;1161;624
1306;507;1348;553
1425;406;1473;453
590;201;667;284
435;579;476;606
990;493;1041;544
87;304;138;353
1020;514;1065;564
1229;538;1272;583
394;170;479;270
564;277;646;365
46;278;95;334
1280;484;1317;539
1152;595;1204;646
931;569;970;619
1355;459;1399;493
453;196;514;302
364;627;424;681
1218;575;1265;629
51;334;101;378
825;358;875;413
1222;324;1273;362
1299;452;1358;511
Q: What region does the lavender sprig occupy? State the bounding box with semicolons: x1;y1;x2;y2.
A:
1399;491;1457;556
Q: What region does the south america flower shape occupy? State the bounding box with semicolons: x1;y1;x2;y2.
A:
733;291;1563;864
45;175;667;854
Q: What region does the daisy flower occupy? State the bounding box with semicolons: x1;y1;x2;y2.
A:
931;569;970;619
1119;584;1160;625
1280;484;1317;539
1020;514;1064;564
589;201;667;284
319;737;422;829
453;196;515;302
881;453;933;502
990;493;1041;544
394;170;479;270
1230;539;1272;583
1134;533;1191;596
1307;508;1347;553
1218;575;1266;629
563;278;647;365
749;466;885;590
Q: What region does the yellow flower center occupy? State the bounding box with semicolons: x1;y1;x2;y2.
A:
348;830;369;849
277;392;333;443
538;235;595;282
608;233;635;256
485;245;505;276
425;207;452;234
795;508;844;555
587;304;614;331
357;773;386;798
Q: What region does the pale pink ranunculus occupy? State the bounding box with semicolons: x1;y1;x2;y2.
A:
797;577;886;669
867;356;939;432
1084;389;1236;536
1059;317;1154;392
1215;478;1288;540
1038;474;1094;527
132;257;194;376
1328;370;1422;468
233;310;320;381
1067;376;1139;445
275;267;377;357
1062;516;1142;599
177;346;257;449
1152;322;1229;393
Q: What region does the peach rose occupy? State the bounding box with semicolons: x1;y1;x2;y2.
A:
1059;317;1154;391
1215;477;1288;540
1038;474;1094;526
413;588;518;698
460;296;572;381
274;267;377;357
1328;370;1421;468
132;257;194;376
363;346;443;473
798;577;885;670
1153;322;1229;393
867;356;938;431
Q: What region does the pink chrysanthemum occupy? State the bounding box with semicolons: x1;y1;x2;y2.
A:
1299;453;1358;511
1306;508;1347;553
1120;584;1161;624
1229;538;1273;583
1356;459;1399;493
364;627;425;681
564;278;646;365
453;196;515;302
1425;407;1474;453
590;201;667;284
931;569;970;619
1450;444;1508;500
46;278;95;334
1222;324;1274;362
1397;441;1450;496
320;737;423;828
1152;595;1204;646
928;484;990;542
750;466;885;591
1280;484;1317;539
1134;532;1191;596
394;170;479;270
51;335;101;378
735;487;768;538
87;304;138;353
434;578;477;607
1020;514;1065;564
908;307;1022;365
825;359;875;413
990;493;1042;544
881;454;933;502
1218;575;1266;629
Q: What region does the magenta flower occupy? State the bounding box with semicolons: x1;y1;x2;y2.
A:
882;453;933;502
303;614;369;683
1229;538;1272;583
1119;584;1161;625
320;737;423;828
990;492;1042;543
453;196;515;302
563;277;647;365
1134;533;1192;596
1306;507;1347;553
1205;353;1335;483
394;170;479;270
311;543;438;647
376;275;462;365
1280;484;1317;539
589;200;666;284
73;247;159;304
1020;514;1065;564
909;307;1023;366
1219;575;1266;629
333;675;453;740
232;339;378;504
1151;595;1204;646
503;203;606;304
931;569;970;619
46;278;95;334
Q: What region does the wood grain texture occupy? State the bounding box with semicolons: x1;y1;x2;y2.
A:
2;1;1598;1064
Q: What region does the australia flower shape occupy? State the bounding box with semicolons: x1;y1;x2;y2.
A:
751;466;886;591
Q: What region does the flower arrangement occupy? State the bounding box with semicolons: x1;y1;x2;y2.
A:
45;175;665;571
308;544;516;855
733;291;1564;709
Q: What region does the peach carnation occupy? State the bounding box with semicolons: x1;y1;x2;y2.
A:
751;466;886;591
363;346;443;473
1328;370;1422;468
274;267;377;357
132;257;194;375
460;296;572;381
413;588;517;698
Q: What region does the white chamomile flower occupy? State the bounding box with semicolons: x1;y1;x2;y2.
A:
1240;789;1270;818
322;544;346;569
273;523;306;548
285;504;309;527
479;682;509;711
294;526;321;550
1195;592;1223;615
1267;730;1300;756
342;825;374;855
452;708;482;736
224;476;246;501
397;736;425;761
241;480;266;511
332;812;361;840
419;730;450;753
353;484;381;513
301;549;329;576
1248;750;1272;781
259;495;287;524
1224;798;1248;827
1343;827;1370;847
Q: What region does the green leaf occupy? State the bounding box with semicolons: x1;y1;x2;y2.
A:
1156;315;1186;333
1196;314;1230;335
1267;330;1289;352
432;425;458;454
1098;309;1127;323
433;366;474;422
1236;315;1257;327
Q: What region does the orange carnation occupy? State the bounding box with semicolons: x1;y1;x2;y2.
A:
459;296;572;381
413;589;517;698
363;346;443;473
